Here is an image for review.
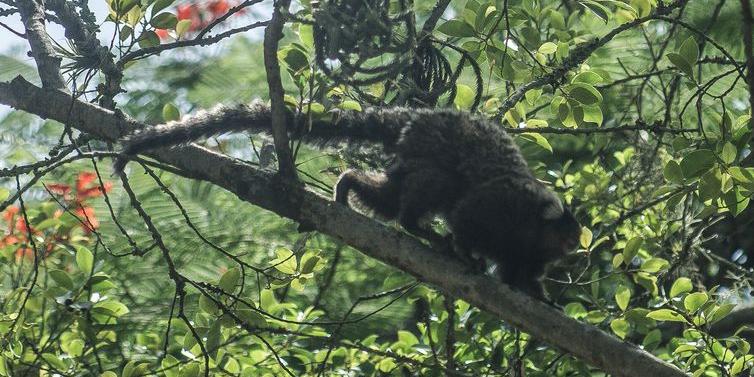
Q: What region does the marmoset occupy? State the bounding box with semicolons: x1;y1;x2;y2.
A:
115;102;581;298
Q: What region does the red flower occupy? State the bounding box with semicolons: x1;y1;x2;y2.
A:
14;247;34;262
1;206;40;262
2;205;19;230
208;0;230;17
47;183;72;198
177;4;203;30
46;172;113;233
74;206;100;232
155;28;170;40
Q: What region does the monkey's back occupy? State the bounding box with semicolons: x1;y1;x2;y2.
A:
393;110;533;187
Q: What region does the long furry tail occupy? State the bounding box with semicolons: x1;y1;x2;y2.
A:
114;101;412;172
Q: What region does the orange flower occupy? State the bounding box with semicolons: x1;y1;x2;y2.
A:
75;172;112;200
74;206;99;233
14;247;34;262
155;28;170;40
3;205;19;229
208;0;230;17
46;171;113;233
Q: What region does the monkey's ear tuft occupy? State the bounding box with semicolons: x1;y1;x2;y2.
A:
542;200;565;220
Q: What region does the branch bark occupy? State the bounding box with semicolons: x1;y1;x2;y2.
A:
0;76;687;377
263;0;296;178
17;0;65;89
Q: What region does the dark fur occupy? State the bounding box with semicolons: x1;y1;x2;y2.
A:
116;102;581;298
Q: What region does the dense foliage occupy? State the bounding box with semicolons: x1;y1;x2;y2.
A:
2;0;754;376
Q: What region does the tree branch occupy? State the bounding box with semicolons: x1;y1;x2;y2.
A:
263;0;296;178
17;0;65;89
0;76;687;377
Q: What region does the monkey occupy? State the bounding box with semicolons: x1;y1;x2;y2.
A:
114;102;582;299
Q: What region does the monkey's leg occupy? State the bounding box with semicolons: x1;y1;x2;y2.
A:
499;260;546;300
396;169;459;253
334;169;401;219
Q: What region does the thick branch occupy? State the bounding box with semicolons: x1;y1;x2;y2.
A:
17;0;65;89
46;0;122;107
263;0;296;178
0;76;686;377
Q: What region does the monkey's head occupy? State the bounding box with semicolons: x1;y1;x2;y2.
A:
539;200;582;259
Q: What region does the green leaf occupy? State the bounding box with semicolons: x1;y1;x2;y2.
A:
670;277;693;298
646;309;688;323
298;24;314;48
162;355;180;377
150;12;178;29
684;292;708;312
699;169;722;201
679;36;699;65
176;19;192;37
272;247;298;275
68;339;84;357
437;20;476;38
205;320;222;358
557;42;569;61
641;258;670;273
610;318;630;339
564;302;587;319
0;188;8;202
667;52;694;79
538;42;557;54
724;189;751;216
42;353;67;372
612;254;624;268
732;355;754;376
219;267;241;293
152;0;175;14
93;300;129;317
138;31;161;48
663;160;684;184
525;89;542;104
623;237;643;262
199;294;219;314
180;363;201;377
579;227;592;248
579;0;611;23
454;84;475;109
162;103;180;121
572;72;603;85
709;303;736;323
722;142;737;164
585;310;608;323
568;83;603;105
680;149;715;178
49;269;74;290
519;133;553;153
236;309;267;327
279;46;309;73
643;329;662;349
729;167;754;183
300;253;321;275
581;105;603;125
76;246;94;275
339;100;362;111
615;285;631;311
